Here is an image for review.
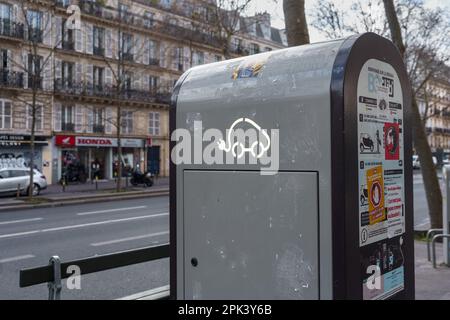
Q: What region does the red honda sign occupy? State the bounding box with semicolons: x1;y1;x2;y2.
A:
77;137;114;147
55;135;76;147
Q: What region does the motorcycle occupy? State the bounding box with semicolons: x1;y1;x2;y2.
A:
130;169;154;187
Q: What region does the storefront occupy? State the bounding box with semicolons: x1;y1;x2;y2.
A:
55;135;145;182
0;134;51;176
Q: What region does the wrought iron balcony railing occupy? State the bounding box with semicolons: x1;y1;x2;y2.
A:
62;40;75;51
0;69;24;88
93;46;105;57
61;122;75;132
149;58;160;66
54;79;171;104
0;18;24;39
27;27;43;43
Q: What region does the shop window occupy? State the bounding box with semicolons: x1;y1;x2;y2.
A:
149;112;160;136
0;99;12;129
26;104;43;131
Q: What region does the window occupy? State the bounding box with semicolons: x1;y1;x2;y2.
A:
27;10;43;42
61;105;74;131
121;110;133;134
232;38;242;52
61;61;74;87
249;43;260;55
0;3;11;21
26;104;43;131
149;76;159;93
1;49;8;69
121;33;133;61
193;51;205;66
93;66;104;91
144;11;154;28
215;55;222;62
93;26;105;56
61;18;74;49
28;54;43;89
89;107;104;133
149;40;159;65
149;112;160;136
0;99;12;129
173;47;184;71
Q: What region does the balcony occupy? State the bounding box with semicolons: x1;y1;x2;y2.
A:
54;0;70;8
149;58;160;66
93;124;105;134
27;27;43;43
0;18;24;40
28;76;43;90
62;122;75;132
79;0;103;17
121;52;134;62
93;46;105;57
62;40;75;51
54;80;171;105
0;69;24;88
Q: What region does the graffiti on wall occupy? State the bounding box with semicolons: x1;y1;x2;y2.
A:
0;150;42;170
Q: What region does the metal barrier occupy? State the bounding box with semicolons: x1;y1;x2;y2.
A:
426;229;443;261
19;244;170;300
431;234;450;268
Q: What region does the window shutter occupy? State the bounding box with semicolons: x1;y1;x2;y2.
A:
86;23;93;54
53;103;61;132
43;12;52;46
105;68;112;87
105;107;112;134
75;105;83;133
143;38;150;65
159;43;166;68
86;107;94;133
75;62;82;84
105;28;112;58
86;64;93;85
55;59;62;83
56;16;62;48
22;51;28;89
75;24;83;52
43;60;52;90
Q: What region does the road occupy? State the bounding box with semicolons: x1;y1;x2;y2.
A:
0;197;169;300
413;170;443;230
0;174;438;299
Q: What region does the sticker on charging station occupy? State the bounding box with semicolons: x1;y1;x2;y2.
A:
357;59;405;300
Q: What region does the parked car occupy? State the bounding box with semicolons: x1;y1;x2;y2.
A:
412;155;420;169
0;168;47;196
412;155;437;170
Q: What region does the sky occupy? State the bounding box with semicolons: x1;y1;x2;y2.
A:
245;0;450;43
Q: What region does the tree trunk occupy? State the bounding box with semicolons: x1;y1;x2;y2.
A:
116;105;122;192
383;0;442;228
411;97;443;228
283;0;310;46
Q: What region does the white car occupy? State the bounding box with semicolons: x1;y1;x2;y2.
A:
412;155;438;169
0;168;47;196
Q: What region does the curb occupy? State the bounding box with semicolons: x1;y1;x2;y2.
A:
0;189;169;212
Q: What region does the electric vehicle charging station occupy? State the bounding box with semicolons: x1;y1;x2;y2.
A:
170;33;415;300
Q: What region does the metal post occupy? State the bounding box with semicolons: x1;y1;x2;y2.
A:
48;256;62;300
432;234;450;268
443;165;450;266
427;229;443;261
95;176;98;190
16;184;21;199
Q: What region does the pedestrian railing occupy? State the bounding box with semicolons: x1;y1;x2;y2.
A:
426;229;443;261
19;244;170;300
431;234;450;268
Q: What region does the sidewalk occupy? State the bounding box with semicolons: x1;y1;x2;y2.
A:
0;177;169;206
415;240;450;300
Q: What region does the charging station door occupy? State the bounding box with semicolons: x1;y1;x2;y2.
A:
183;170;319;300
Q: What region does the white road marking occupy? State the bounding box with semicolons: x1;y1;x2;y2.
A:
77;206;148;216
0;213;169;240
0;218;43;226
0;254;35;263
91;231;169;247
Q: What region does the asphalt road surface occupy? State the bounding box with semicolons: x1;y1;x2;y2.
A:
0;197;169;300
0;174;437;299
413;170;443;231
